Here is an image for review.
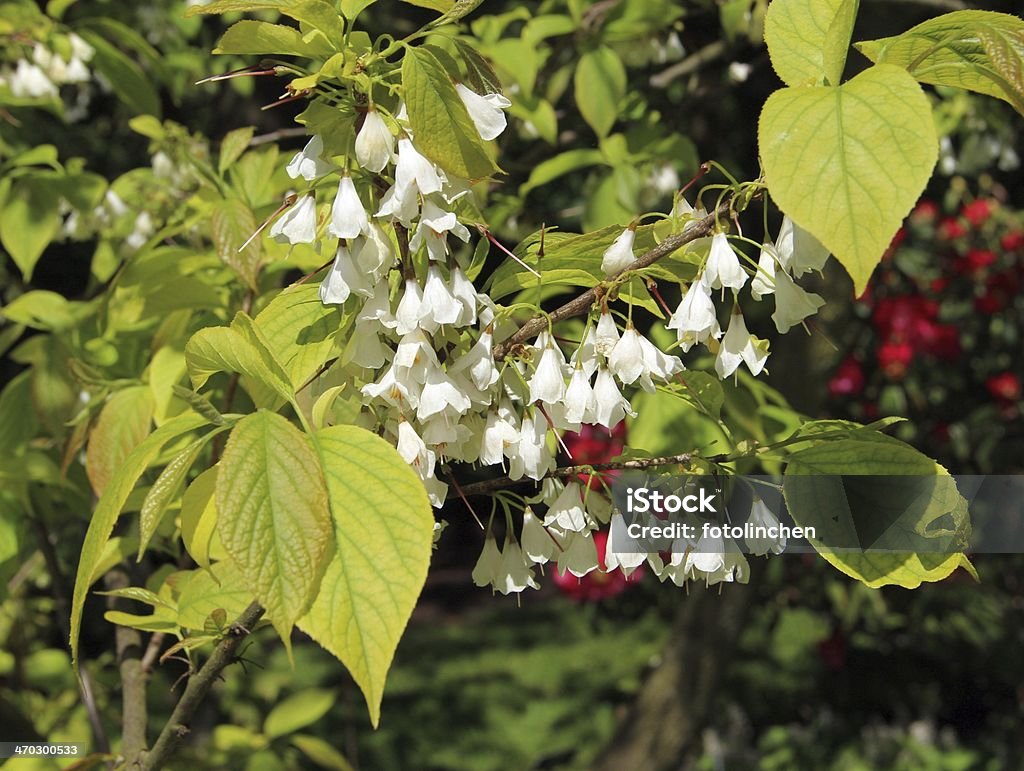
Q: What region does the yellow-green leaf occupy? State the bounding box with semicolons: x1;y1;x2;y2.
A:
86;386;155;497
212;198;264;290
214;20;317;57
758;64;938;295
71;413;211;668
574;46;626;137
764;0;860;86
184;320;292;409
784;433;972;588
138;430;226;558
254;284;344;390
219;126;255;176
1;178;61;280
177;560;252;630
299;425;433;727
180;466;227;568
216;411;332;651
855;10;1024;115
264;689;335;739
402;46;500;181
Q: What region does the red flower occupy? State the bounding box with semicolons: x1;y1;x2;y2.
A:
1001;230;1024;251
956;248;996;275
939;217;967;241
828;356;865;398
564;423;627;489
975;270;1020;314
878;340;914;379
872;296;938;339
986;372;1022;403
911;200;939;223
552;530;642;602
961;199;995;227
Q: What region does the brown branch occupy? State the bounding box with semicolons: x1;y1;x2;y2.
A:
140;602;265;771
492;203;728;361
458;452;698;497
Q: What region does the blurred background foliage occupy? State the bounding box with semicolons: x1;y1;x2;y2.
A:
1;0;1022;769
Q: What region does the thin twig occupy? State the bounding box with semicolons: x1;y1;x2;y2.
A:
492;203;728;361
248;126;309;147
105;568;148;767
458;452;699;497
140;602;265;771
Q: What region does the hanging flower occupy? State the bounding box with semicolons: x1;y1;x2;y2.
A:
703;232;747;290
286;135;332;181
545;481;589;531
419;264;462;327
319;243;370;305
270;194;318;245
328;175;369;239
594;311;620;357
771;269;825;333
521;508;557;564
775;216;830;276
528;333;568;405
455;83;512;141
608;324;645;385
355;108;395;172
750;242;778;300
564;366;597;424
715;309;769;378
592;368;636;428
472;535;503;588
600;225;637;276
745;497;786;556
667;278;720;351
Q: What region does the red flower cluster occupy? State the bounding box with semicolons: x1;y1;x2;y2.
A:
827;193;1023;466
870;295;959;379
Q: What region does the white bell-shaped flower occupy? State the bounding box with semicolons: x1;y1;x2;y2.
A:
397;420;437;480
417;364;472;421
394;329;440;383
342;321;389;369
394;279;425;335
715;309;769;378
361;363;420;411
472;535;502;588
594;311;620;357
564;367;597;424
775;215;830;277
394;135;444;197
608;324;645;385
286;135;332;181
450;267;478;326
771;269;825;334
10;60;57;99
667;278;720;351
419;264;462;327
319;244;370;305
545;481;589;531
745;497;787;556
750;242;778;300
375;180;419;227
703;232;747;290
352;222;396;281
328;175;369;239
509;412;553;481
600;226;637;276
455;83;512;141
570;325;600;377
479;407;520;466
497;539;540;594
528;333;568;405
605;512;648;573
451;329;499;392
556;530;600;578
355;108;395;173
636;334;684;392
270;194;318;245
593;368;636;428
521;508;557;564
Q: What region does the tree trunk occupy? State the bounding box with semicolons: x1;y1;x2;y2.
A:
593;581;753;771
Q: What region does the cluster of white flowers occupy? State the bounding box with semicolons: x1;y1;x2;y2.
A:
666;200;828;380
268;76;827;595
0;35;94;102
